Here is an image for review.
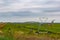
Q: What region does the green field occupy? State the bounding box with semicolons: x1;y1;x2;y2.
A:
0;22;60;40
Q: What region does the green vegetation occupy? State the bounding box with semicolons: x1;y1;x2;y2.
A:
0;22;60;40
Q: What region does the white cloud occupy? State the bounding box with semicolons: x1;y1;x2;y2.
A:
0;0;60;22
0;0;60;12
46;12;60;15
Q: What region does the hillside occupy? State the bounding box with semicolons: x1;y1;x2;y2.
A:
0;22;60;40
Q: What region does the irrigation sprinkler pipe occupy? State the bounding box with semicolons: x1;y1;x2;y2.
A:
38;17;48;34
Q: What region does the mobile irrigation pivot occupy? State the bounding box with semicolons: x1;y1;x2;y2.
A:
51;19;55;23
39;17;48;28
48;19;55;26
37;17;48;34
50;19;55;27
39;17;48;24
37;17;55;34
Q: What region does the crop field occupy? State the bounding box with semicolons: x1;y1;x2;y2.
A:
0;22;60;40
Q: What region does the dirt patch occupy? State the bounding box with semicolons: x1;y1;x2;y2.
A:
13;32;60;40
0;23;6;29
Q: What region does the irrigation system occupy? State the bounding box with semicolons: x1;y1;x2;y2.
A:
37;17;48;34
38;17;55;34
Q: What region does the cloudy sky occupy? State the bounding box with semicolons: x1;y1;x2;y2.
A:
0;0;60;22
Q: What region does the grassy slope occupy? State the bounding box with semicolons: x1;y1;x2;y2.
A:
2;23;60;32
0;23;60;40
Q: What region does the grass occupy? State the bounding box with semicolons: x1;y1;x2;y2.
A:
0;22;60;40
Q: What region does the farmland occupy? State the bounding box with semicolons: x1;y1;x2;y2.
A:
0;22;60;40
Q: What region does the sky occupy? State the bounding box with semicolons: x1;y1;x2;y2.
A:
0;0;60;22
